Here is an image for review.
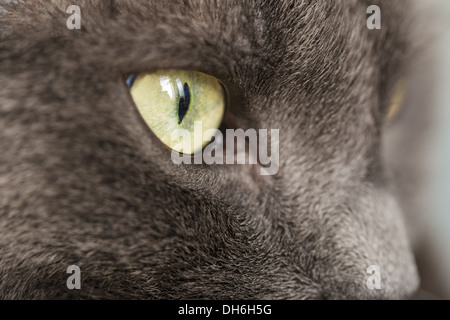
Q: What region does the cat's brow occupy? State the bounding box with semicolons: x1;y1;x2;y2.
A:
65;0;266;79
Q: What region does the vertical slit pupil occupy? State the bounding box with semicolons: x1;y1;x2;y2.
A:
178;82;191;124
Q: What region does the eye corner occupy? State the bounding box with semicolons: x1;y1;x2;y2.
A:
126;73;137;88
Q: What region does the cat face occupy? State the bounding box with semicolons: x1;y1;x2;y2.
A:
0;0;419;299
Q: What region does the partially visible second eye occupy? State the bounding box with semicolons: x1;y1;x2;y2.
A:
127;70;225;154
386;79;406;122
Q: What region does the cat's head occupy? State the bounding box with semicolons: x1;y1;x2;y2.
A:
0;0;421;299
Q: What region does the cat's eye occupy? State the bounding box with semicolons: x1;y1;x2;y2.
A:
127;70;225;154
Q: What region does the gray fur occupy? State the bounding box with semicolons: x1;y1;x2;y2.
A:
0;0;425;299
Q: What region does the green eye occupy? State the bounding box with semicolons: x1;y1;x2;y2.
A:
127;70;225;154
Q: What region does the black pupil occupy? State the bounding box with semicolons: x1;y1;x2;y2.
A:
178;82;191;124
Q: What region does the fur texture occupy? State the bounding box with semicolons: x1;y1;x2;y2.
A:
0;0;424;299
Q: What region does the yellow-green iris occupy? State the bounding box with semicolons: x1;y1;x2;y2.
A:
127;70;225;154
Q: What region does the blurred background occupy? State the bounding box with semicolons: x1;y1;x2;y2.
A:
421;0;450;299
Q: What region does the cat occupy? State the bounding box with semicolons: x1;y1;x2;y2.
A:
0;0;434;299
